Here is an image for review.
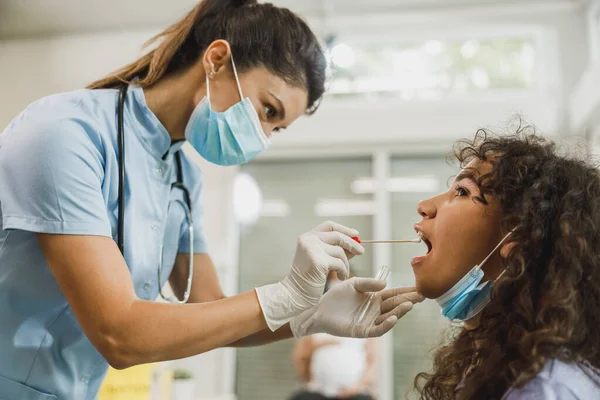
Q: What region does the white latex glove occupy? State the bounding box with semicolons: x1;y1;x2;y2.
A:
255;221;364;331
290;278;425;338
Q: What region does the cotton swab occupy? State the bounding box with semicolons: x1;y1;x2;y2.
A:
352;236;421;244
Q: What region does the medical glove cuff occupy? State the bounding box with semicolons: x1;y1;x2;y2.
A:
255;279;315;332
289;307;317;338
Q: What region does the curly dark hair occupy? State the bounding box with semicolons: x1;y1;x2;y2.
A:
414;124;600;399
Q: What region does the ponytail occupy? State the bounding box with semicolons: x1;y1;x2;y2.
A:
86;0;326;114
87;0;257;89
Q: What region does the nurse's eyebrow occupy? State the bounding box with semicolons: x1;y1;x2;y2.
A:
268;91;286;121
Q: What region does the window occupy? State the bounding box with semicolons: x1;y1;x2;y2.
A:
328;37;536;101
595;8;600;59
389;157;456;399
235;158;374;400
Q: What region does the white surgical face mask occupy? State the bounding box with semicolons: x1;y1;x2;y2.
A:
435;229;515;321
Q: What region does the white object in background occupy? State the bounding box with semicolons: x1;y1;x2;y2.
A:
314;199;375;217
172;380;195;400
233;173;263;224
470;67;490;89
149;361;173;400
461;40;480;59
350;176;440;194
331;43;356;68
308;333;367;397
424;40;443;55
260;199;290;217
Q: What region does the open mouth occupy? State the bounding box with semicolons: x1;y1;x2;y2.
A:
417;231;433;255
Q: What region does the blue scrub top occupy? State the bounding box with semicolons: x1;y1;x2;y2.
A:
0;85;208;399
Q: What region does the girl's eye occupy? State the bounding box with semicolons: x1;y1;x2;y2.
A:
455;185;469;197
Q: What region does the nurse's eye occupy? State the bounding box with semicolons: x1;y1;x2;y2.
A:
264;104;277;119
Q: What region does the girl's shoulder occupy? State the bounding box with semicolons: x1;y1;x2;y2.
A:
503;359;600;400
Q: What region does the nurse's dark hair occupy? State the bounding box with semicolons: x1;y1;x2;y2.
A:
86;0;326;114
414;122;600;399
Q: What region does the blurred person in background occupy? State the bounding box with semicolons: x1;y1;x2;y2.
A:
0;0;422;398
290;270;378;400
411;127;600;399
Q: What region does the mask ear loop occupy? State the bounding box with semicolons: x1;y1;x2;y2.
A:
204;54;244;103
476;228;516;272
205;73;212;103
230;54;245;101
482;227;518;282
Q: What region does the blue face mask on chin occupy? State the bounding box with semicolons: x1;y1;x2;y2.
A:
185;55;270;166
436;229;515;321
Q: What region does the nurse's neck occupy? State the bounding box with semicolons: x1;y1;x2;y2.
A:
143;67;206;142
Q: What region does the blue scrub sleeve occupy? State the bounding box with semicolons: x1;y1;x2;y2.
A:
0;119;111;236
177;159;208;254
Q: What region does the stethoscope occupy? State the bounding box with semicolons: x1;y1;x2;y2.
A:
117;85;194;304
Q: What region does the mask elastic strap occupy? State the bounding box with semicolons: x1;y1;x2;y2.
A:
205;74;211;103
478;228;516;269
495;266;508;281
230;54;244;101
205;54;244;103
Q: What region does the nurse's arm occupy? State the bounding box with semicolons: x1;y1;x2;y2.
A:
171;253;294;346
37;233;269;370
227;324;293;347
170;253;226;303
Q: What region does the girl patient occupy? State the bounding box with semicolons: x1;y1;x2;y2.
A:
411;127;600;399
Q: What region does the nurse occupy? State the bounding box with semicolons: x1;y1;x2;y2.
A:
0;0;423;399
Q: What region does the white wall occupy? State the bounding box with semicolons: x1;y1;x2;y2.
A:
0;30;155;127
570;0;600;137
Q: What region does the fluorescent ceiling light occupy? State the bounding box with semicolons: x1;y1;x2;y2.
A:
387;176;440;193
351;178;377;194
314;200;375;217
351;176;440;194
261;200;290;217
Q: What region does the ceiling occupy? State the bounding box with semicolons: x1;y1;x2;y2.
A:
0;0;583;39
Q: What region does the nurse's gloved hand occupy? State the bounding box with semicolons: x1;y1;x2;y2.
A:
289;279;424;338
255;221;364;331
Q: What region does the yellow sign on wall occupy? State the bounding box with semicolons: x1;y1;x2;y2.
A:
98;363;172;400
